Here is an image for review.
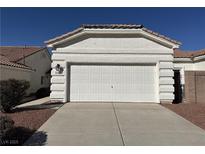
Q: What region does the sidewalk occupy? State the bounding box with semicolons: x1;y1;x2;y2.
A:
17;97;63;110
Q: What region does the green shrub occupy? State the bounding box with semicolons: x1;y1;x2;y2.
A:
0;79;30;112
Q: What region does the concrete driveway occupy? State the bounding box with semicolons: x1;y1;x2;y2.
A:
25;103;205;146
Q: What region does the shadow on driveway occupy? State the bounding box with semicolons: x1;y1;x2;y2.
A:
24;131;48;146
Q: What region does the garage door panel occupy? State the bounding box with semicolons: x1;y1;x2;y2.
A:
71;83;112;100
70;65;157;102
111;65;156;102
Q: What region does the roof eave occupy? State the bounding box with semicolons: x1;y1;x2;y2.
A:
193;54;205;62
46;30;86;48
0;63;34;71
174;55;205;62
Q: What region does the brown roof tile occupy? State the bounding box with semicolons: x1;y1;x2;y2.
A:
174;49;205;58
0;54;32;70
82;24;143;29
45;24;181;45
0;46;45;62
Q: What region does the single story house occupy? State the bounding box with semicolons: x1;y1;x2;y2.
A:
45;24;205;104
0;46;51;94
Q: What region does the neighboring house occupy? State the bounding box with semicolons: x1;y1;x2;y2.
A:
45;24;204;104
0;54;33;83
0;46;51;94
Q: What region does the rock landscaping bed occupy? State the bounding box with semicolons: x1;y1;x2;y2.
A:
161;103;205;131
0;107;56;145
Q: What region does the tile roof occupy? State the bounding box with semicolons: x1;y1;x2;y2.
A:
174;49;205;58
82;24;143;29
0;54;32;70
0;46;45;62
45;24;181;45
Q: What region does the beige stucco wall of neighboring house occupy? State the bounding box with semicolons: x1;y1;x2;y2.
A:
18;48;51;94
0;65;32;94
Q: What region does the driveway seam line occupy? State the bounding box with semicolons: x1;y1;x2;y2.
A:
112;103;125;146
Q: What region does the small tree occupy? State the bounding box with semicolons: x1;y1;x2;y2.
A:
0;79;30;113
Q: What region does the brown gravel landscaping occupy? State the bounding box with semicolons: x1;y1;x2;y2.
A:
161;103;205;130
0;108;56;130
0;107;56;145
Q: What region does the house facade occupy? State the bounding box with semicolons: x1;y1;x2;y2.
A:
0;46;51;94
45;24;205;104
45;24;178;103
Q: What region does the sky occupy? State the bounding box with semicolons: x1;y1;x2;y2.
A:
1;7;205;51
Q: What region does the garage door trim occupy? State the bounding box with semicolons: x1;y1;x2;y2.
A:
65;62;159;103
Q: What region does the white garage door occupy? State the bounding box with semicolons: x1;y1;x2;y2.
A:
69;64;157;102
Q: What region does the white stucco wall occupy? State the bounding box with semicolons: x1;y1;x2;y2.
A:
174;60;205;71
0;65;32;94
51;35;175;103
63;37;169;50
174;62;194;71
18;49;51;93
194;61;205;70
